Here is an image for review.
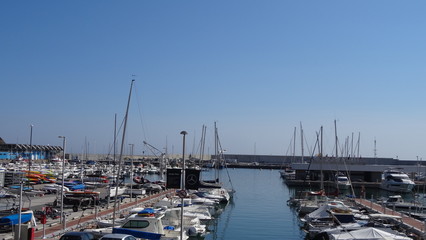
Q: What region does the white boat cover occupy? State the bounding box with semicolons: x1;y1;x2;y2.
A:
330;227;411;240
306;201;349;220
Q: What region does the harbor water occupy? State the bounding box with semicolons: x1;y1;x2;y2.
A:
200;168;306;240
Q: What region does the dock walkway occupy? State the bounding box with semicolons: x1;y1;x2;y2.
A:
33;190;174;240
355;198;426;239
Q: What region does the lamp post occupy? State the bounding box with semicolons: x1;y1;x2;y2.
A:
28;124;34;173
58;136;66;231
18;178;24;240
180;130;187;240
129;143;134;201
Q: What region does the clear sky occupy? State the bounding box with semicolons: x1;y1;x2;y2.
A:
2;1;426;160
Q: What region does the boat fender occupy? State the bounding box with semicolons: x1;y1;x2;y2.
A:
187;226;197;237
359;207;369;214
312;232;329;240
164;226;175;230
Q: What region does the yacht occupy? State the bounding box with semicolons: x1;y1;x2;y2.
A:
380;168;415;193
335;173;351;190
88;208;188;240
379;195;424;209
279;168;296;180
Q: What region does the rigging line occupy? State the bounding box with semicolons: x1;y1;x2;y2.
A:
105;115;125;158
133;81;148;142
192;130;204;159
280;131;295;169
296;134;319;200
215;127;235;191
302;130;313;156
304;133;319;181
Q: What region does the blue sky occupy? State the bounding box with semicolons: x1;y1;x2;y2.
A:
2;1;426;160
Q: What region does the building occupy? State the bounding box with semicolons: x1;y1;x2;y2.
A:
222;154;426;183
0;137;62;160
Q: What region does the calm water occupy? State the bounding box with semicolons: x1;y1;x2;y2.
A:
144;168;426;240
201;168;305;240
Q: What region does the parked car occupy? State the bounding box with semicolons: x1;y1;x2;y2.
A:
100;233;137;240
59;232;96;240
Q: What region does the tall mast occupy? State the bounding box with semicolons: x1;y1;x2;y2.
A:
292;127;296;164
300;122;304;163
199;125;206;166
334;120;338;159
113;79;134;226
320;126;324;190
357;132;361;158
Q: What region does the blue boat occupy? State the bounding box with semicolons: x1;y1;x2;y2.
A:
112;228;162;240
0;213;32;225
0;211;34;232
63;182;86;191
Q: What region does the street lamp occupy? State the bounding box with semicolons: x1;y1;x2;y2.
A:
180;130;187;240
28;124;34;173
129;143;134;201
58;136;66;231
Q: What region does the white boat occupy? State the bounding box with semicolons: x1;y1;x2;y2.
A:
124;184;146;197
329;227;411;240
279;168;296;180
197;188;230;204
42;184;70;193
161;207;207;237
88;208;188;240
380;168;415;193
96;207;146;228
335;174;351;190
379;195;424;209
154;197;214;222
109;186;126;198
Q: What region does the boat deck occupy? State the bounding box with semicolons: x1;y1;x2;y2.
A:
355;198;426;239
33;189;174;239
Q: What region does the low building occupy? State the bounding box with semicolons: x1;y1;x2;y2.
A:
0;137;62;160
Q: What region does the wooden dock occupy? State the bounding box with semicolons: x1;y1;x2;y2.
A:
33;190;174;239
355;198;426;239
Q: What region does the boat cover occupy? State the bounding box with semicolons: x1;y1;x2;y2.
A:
0;213;32;225
306;204;331;220
199;180;222;188
330;227;412;240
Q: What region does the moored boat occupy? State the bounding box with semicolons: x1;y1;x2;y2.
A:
380;168;415;193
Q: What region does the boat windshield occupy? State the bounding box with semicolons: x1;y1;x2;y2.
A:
122;220;150;228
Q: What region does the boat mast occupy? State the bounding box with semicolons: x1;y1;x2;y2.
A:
357;132;360;158
113;79;135;226
334;120;340;189
292;127;296;164
320;126;324;190
334;120;338;159
214;122;219;182
300;122;304;163
199;125;206;167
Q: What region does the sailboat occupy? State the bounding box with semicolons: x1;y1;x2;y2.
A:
280;127;297;180
198;123;233;204
333;121;353;194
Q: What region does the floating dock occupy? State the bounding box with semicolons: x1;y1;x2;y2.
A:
355;198;426;239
